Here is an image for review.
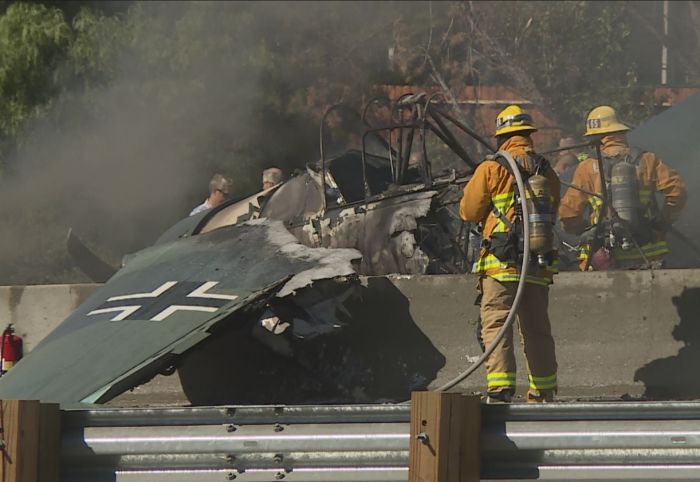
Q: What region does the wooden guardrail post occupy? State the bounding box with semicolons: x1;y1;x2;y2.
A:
38;403;60;482
409;391;481;482
0;400;60;482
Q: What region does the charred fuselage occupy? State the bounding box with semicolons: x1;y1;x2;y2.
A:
191;93;489;276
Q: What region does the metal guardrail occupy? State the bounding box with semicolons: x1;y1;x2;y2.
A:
61;405;410;482
60;402;700;481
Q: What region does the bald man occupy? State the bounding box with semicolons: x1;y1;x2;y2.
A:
262;167;284;190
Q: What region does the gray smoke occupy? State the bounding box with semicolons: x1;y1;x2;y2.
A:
0;3;266;283
0;0;403;284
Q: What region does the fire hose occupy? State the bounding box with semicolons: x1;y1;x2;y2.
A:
437;150;531;392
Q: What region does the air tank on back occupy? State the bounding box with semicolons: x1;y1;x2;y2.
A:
525;174;554;266
610;161;641;234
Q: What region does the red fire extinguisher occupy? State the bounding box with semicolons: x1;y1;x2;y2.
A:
1;324;22;374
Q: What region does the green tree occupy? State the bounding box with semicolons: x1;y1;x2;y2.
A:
0;3;71;166
392;1;656;134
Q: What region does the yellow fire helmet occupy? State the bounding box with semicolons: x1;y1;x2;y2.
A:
584;105;630;137
494;104;537;137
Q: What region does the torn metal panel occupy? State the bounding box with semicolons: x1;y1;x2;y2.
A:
153;208;208;245
262;168;324;224
0;219;361;404
253;218;360;297
321;191;436;275
65;228;118;283
250;145;470;275
177;275;446;405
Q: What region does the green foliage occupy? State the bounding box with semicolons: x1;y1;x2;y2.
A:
68;7;126;88
393;1;657;134
0;3;71;154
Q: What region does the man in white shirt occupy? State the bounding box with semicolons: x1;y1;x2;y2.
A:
189;174;233;216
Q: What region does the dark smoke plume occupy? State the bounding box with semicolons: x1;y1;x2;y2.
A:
0;3;269;283
0;1;404;284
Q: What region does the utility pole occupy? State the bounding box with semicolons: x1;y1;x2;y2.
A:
661;0;669;85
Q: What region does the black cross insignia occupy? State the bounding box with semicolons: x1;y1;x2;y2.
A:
87;281;238;321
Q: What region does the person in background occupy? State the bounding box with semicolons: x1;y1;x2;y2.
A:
189;174;233;216
262;167;284;190
552;135;587;270
554;135;585;188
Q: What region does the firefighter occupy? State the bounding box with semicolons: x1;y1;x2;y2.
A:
554;135;587;189
460;105;559;403
559;106;687;270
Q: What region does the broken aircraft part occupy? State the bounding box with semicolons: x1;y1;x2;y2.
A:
44;91;511;404
0;219;362;403
65;228;118;283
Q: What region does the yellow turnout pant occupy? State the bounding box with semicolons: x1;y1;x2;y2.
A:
479;276;558;398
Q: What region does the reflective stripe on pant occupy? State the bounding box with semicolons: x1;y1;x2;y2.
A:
479;276;558;396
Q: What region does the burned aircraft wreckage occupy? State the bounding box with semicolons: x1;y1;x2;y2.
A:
0;93;499;405
173;92;489;277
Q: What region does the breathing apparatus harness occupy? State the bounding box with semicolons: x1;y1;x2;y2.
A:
438;150;537;392
584;144;652;269
600;149;700;266
483;151;556;269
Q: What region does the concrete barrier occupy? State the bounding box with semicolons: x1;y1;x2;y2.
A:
391;269;699;400
2;269;699;405
0;284;100;352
